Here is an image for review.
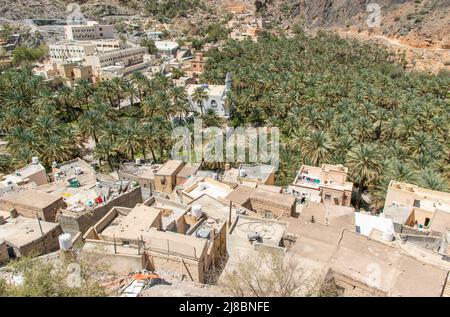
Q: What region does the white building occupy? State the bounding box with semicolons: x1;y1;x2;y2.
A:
186;73;232;117
49;39;125;64
65;21;114;41
49;42;97;64
155;41;179;57
84;47;148;76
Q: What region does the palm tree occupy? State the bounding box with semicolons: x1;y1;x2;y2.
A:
417;168;448;191
347;143;383;210
302;130;333;167
116;119;142;160
192;87;208;115
78;109;104;144
94;138;117;170
170;86;190;120
141;122;159;162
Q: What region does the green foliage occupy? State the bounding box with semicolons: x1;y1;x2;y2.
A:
0;67;187;170
0;256;106;297
0;24;13;41
203;32;450;207
144;0;207;22
204;23;229;43
140;38;158;55
12;45;48;65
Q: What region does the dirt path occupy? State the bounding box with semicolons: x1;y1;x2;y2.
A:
372;34;449;52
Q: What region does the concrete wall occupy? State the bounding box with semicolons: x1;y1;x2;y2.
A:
249;197;294;218
28;169;48;186
321;187;351;207
0;197;65;222
119;172;155;191
81;243;146;274
332;271;385;297
9;225;63;258
146;251;203;283
403;235;442;252
58;187;142;236
154;175;175;194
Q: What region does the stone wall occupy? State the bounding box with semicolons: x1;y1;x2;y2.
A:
0;197;65;222
13;225;63;258
58;187;142;236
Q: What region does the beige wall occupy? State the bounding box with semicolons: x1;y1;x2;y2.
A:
119;172;155;191
28;169;48;186
249;198;294;218
405;208;433;228
0;197;65;222
322;188;352;207
14;225;63;257
58;187;142;235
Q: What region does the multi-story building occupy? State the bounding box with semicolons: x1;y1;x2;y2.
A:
291;164;353;206
59;63;94;87
84;47;148;76
65;21;114;41
185;53;206;79
49;39;125;64
49;42;97;64
383;181;450;232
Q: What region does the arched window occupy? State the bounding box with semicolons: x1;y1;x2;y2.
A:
210;100;218;108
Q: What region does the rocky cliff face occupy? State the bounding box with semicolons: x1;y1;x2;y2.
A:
256;0;449;49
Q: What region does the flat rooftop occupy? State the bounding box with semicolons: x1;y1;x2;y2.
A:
332;230;449;297
293;164;353;191
99;204;162;241
120;163;162;180
188;194;240;222
156;160;184;176
387;181;450;212
186;84;227;98
183;179;233;200
146;196;189;231
230;215;287;247
239;164;275;182
0;189;62;209
0;214;60;248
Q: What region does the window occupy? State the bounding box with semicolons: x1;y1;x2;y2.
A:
160;176;166;185
413;199;421;208
264;211;272;219
210;100;218;108
324;194;331;200
424;217;431;227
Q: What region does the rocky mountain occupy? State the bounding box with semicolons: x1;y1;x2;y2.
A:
255;0;449;49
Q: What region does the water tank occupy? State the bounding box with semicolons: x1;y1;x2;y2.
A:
239;169;246;177
31;157;39;164
74;167;82;175
191;204;203;218
382;230;394;242
52;161;58;168
135;158;142;165
212;173;218;180
59;233;72;251
96;181;102;188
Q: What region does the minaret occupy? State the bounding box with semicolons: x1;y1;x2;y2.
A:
225;72;232;91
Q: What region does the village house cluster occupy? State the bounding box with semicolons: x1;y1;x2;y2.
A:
1;154;449;297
